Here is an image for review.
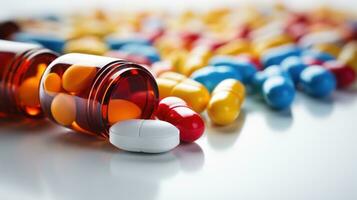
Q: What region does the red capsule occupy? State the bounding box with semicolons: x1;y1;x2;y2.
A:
323;60;356;88
144;29;165;43
180;31;201;49
302;56;324;66
235;24;251;39
194;37;227;51
156;97;205;143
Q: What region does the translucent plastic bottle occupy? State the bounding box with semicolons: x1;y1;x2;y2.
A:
0;40;58;117
39;53;159;138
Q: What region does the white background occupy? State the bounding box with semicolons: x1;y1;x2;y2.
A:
1;1;357;200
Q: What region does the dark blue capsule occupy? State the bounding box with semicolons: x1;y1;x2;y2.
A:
251;65;292;92
299;65;336;98
281;56;307;84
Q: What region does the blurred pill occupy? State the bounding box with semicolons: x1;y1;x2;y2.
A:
281;56;307;84
14;32;65;53
299;65;336;98
191;65;242;92
64;36;108;55
210;55;257;84
323;60;356;88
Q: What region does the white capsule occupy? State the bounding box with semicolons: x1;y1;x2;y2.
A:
109;119;180;153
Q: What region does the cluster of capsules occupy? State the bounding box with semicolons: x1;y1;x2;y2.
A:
1;4;357;153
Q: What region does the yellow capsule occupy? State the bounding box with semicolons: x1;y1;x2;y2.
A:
165;50;188;73
159;71;186;82
154;36;183;58
62;65;97;93
64;36;108;55
202;8;230;25
18;77;41;107
51;93;76;126
207;79;245;125
254;34;293;56
156;78;178;99
181;46;212;76
108;99;142;125
215;40;251;56
157;72;210;113
339;41;357;71
172;79;210;113
44;73;62;94
314;43;341;58
70;20;115;39
213;79;246;103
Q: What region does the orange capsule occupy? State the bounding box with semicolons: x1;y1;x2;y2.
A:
18;77;41;107
44;73;62;94
62;65;97;93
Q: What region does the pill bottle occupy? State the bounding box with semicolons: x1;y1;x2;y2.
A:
0;40;58;117
39;53;159;138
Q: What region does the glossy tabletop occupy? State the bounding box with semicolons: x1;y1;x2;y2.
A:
1;87;357;200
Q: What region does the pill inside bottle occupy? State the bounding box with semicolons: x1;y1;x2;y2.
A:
39;53;159;138
0;40;58;117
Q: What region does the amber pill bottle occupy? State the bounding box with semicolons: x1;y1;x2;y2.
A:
0;40;58;117
39;53;159;138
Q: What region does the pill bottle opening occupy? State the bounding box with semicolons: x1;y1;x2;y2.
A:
89;62;159;138
5;48;58;117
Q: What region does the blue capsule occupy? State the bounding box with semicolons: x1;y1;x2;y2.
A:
281;56;307;84
14;32;65;53
251;65;292;92
190;66;242;92
209;55;257;84
263;76;295;110
261;45;302;68
120;44;160;63
302;49;335;62
106;36;151;50
299;65;336;98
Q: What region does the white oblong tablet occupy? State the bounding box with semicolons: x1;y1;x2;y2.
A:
109;119;180;153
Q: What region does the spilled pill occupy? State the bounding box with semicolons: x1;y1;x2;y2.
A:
109;119;180;153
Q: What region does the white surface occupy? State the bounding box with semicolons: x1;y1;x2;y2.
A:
109;119;179;153
1;88;357;200
1;1;357;199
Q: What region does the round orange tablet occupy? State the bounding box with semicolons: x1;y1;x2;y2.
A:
108;99;142;125
62;65;97;93
51;93;77;126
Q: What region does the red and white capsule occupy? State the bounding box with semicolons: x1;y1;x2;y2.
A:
156;97;205;143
